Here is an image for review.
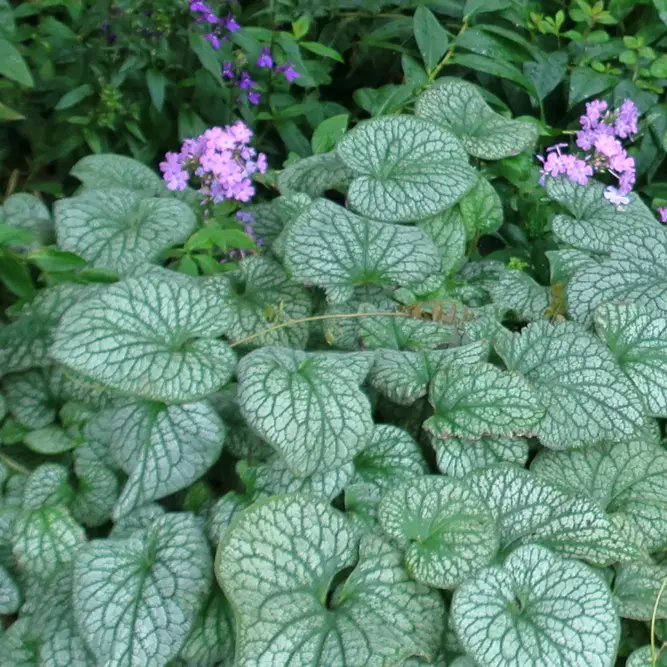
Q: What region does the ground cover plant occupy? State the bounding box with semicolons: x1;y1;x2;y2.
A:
5;1;667;667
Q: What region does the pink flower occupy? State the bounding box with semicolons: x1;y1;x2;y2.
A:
658;207;667;223
609;152;634;174
565;157;593;185
593;135;623;159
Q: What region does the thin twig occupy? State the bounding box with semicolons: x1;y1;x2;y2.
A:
0;452;30;476
229;311;412;348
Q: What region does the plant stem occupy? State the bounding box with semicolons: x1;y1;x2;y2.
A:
0;452;30;476
651;576;667;666
424;17;469;86
229;311;413;348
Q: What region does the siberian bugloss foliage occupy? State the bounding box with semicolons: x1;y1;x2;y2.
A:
3;71;667;667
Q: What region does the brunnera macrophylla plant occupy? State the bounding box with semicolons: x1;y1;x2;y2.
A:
2;76;667;667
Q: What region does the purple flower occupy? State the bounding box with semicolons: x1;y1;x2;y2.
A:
223;15;240;32
238;71;256;89
257;48;273;68
236;211;255;224
205;32;221;49
618;169;636;194
190;1;212;12
580;99;608;130
658;207;667;223
248;91;261;105
603;186;630;207
159;152;189;191
615;100;639;139
222;61;235;79
277;62;300;82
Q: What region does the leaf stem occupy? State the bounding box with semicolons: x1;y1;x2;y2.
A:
228;311;413;348
425;17;469;85
0;452;31;476
396;16;469;114
651;576;667;666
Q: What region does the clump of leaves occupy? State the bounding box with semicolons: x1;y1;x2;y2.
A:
2;74;667;667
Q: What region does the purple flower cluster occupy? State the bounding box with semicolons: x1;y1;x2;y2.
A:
658;207;667;224
190;1;239;50
221;49;301;106
538;99;640;208
159;121;268;205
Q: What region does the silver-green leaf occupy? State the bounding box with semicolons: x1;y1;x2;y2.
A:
568;225;667;323
546;177;658;254
379;475;498;588
531;439;667;551
495;320;648;449
433;434;529;478
237;348;374;476
595;302;667;417
425;361;545;440
51;275;236;403
54;188;196;274
415;78;539;160
216;494;445;666
285;199;442;304
452;544;619;667
73;513;212;667
277;151;351;197
468;465;643;565
108;399;225;519
337;115;477;222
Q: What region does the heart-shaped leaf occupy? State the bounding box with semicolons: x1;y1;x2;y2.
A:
216;494;445;666
425;361;545;440
568;226;667;324
51;275;236;402
237;347;374;475
73;513;212;667
108;399;225;519
495;320;648;449
452;544;619;667
594;302;667;417
368;343;489;405
337;115;477;222
415;78;539;159
204;256;311;349
531;439;667;551
12;506;86;581
379;475;498;588
285;199;442;304
345;424;429;522
55;188;196;274
546;178;657;254
468;465;643;565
